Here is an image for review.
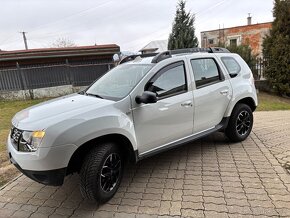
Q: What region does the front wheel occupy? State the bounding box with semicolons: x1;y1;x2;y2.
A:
80;142;124;203
225;103;253;142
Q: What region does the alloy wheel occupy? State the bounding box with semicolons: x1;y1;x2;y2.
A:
100;153;121;192
236;110;251;136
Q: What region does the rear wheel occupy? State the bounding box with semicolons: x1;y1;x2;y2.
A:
225;103;253;142
80;142;123;203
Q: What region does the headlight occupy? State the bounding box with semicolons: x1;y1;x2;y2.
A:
19;131;45;152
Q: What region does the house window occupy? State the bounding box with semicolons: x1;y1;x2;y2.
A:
230;39;237;47
208;39;214;44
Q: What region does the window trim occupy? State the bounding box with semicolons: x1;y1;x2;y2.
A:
190;57;224;89
144;61;188;101
221;56;241;76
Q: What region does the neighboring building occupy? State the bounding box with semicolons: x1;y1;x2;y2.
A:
139;40;168;54
0;44;120;98
0;44;120;69
200;16;272;56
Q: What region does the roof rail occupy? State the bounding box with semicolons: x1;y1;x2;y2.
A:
119;47;230;65
208;47;230;53
150;47;230;63
119;53;157;64
170;47;210;55
151;51;172;63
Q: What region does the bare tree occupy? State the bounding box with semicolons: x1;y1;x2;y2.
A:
52;37;76;48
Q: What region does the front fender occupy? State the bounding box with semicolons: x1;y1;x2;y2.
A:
42;113;137;151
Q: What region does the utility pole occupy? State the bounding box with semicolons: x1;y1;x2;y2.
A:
20;31;28;50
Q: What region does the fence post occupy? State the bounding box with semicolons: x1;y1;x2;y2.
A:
17;62;33;99
65;59;72;86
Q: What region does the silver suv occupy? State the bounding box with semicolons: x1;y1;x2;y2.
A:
7;47;257;203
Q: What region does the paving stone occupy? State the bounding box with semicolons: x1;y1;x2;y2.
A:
203;196;226;205
204;211;228;218
138;206;159;215
4;202;22;210
248;200;275;208
36;206;55;215
28;198;46;206
159;201;171;215
181;202;204;210
142;193;162;200
0;208;16;217
54;208;74;216
203;191;224;198
228;213;253;218
11;210;32;218
98;204;118;211
20;204;38;212
251;207;279;216
72;209;94;216
276;208;290;217
43;199;63;207
204;203;228;213
115;212;136;218
182;195;203;202
227;205;252;215
181;209;204;218
93;211;115;218
140;200;160;208
169;201;181;216
30;212;50;218
118;205;138;213
272;200;290;209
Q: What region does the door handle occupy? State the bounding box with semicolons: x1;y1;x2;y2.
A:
220;90;229;95
181;101;193;107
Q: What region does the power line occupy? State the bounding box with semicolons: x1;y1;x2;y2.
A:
28;0;114;34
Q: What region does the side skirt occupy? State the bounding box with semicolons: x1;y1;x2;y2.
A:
136;117;229;161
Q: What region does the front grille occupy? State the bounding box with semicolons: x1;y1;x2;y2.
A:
10;127;23;150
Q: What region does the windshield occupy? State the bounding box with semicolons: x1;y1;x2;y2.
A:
85;64;153;101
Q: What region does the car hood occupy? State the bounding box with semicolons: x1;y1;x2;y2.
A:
12;93;114;130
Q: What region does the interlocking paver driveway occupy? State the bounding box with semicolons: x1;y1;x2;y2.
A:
1;111;290;218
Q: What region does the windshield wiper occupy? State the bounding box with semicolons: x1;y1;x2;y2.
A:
85;92;103;99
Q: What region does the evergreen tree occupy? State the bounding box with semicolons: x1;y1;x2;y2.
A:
168;0;198;50
262;0;290;96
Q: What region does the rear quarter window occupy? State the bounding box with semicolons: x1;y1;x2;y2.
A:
221;57;241;75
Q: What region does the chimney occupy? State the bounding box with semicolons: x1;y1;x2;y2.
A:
247;13;252;25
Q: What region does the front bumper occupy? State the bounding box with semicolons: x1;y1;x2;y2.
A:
9;154;66;186
7;134;77;186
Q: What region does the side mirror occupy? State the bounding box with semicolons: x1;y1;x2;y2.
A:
135;91;157;104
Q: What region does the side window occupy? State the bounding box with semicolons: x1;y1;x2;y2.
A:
145;62;187;99
190;58;221;88
221;57;241;75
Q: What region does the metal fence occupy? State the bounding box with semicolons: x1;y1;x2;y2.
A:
0;61;113;91
250;57;267;80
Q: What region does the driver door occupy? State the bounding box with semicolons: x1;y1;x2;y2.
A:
131;61;194;155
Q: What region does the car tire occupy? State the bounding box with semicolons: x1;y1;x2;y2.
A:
80;142;123;203
225;103;253;142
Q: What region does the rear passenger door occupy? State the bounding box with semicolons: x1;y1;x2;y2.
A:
190;57;232;133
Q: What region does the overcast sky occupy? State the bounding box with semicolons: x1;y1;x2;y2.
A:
0;0;273;52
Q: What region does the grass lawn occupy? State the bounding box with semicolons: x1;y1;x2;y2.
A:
256;91;290;111
0;92;289;186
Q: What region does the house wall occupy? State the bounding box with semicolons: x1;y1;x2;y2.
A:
201;22;272;56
